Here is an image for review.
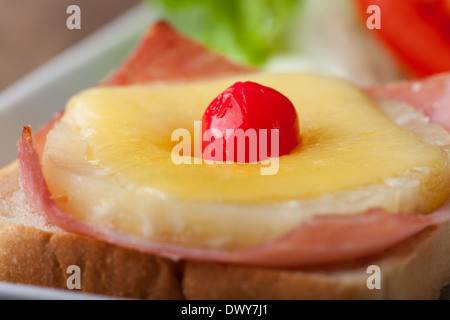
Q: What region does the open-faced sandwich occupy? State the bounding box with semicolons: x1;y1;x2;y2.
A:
1;20;450;300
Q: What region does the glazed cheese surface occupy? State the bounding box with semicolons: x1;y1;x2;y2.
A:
42;73;450;250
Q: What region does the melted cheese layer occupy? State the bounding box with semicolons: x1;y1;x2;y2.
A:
42;73;450;249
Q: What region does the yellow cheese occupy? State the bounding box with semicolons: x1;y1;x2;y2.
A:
42;73;450;249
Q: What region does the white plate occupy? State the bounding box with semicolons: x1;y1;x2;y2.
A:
0;281;118;300
0;2;448;300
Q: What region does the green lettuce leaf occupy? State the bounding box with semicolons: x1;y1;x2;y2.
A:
146;0;303;66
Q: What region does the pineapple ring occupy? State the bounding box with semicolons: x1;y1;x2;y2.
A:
42;73;450;250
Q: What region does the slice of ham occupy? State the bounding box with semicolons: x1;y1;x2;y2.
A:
368;72;450;132
17;22;450;268
100;21;256;86
32;111;64;158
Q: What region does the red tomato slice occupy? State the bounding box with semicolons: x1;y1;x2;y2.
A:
354;0;450;77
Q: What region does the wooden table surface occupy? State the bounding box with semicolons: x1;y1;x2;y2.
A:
0;0;139;91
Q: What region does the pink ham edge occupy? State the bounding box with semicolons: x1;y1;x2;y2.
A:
100;21;257;86
17;126;450;267
16;21;450;268
368;72;450;132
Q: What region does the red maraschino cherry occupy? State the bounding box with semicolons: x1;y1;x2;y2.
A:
202;81;300;163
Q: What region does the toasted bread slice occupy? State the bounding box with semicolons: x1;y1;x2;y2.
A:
0;161;183;299
1;159;450;300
